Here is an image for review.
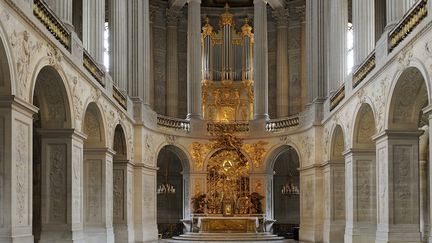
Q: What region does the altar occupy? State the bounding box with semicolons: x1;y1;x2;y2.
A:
198;217;259;233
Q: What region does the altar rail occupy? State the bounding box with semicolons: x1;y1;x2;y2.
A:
389;0;428;52
266;115;300;132
33;0;70;49
157;115;190;132
207;121;250;134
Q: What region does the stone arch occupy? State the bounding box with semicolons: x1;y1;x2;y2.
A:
387;66;429;130
265;144;300;230
32;65;72;129
0;27;13;96
352;103;376;149
330;124;345;160
156;145;190;238
31;65;74;241
265;142;303;173
82;102;113;241
113;124;127;160
82;102;107;148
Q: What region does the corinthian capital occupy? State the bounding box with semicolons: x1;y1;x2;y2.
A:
272;8;289;27
166;8;183;27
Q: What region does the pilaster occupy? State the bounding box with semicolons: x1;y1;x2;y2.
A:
273;8;290;118
329;0;347;93
166;8;182;118
373;130;422;243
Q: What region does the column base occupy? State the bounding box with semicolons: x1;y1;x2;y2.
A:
375;225;421;243
0;234;33;243
300;223;323;242
323;221;345;243
39;228;85;243
344;224;376;243
134;223;158;242
114;224;135;243
84;226;114;243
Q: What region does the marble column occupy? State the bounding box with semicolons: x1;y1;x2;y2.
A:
45;0;73;29
127;0;143;99
305;0;326;103
374;130;422;243
253;0;269;120
0;97;38;242
323;160;345;243
386;0;417;30
83;148;115;243
186;0;202;119
38;129;86;243
83;0;105;64
344;149;376;243
109;0;127;91
352;0;375;66
329;0;347;93
273;8;289;118
166;9;182;118
296;6;307;111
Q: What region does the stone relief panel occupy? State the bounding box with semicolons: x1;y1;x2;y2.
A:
107;158;113;226
84;108;102;144
393;145;414;224
372;77;389;132
332;168;345;221
10;30;41;100
301;175;314;221
113;169;124;222
378;148;387;224
143;174;156;221
345;160;353;223
0;117;3;226
323;170;330;220
85;159;102;223
356;160;374;222
47;144;67;224
72;145;81;224
356;110;375;145
15;120;29;226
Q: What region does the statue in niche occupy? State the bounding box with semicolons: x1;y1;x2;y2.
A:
249;192;264;214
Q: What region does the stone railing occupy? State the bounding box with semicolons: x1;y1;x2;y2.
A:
207;121;250;134
33;0;71;49
389;0;428;52
353;51;376;88
83;49;105;87
113;85;127;110
330;84;345;111
266;115;300;132
157;115;190;132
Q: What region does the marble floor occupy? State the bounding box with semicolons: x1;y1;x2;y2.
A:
156;240;300;243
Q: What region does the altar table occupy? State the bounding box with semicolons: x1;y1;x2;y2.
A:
197;217;259;233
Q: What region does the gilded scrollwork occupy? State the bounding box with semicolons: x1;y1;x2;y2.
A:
242;141;268;169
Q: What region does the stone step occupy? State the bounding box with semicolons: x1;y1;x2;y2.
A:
171;232;285;242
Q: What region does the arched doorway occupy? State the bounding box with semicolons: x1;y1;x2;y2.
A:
82;102;114;242
345;103;377;242
112;124;133;243
376;66;429;241
268;145;300;239
32;66;73;242
156;145;189;239
323;125;345;243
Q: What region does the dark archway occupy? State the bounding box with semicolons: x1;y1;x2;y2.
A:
269;145;300;238
32;66;72;241
156;145;189;239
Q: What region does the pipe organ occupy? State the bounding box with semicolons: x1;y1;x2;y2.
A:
201;4;254;121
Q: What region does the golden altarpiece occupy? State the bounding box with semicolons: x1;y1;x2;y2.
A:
187;5;271;234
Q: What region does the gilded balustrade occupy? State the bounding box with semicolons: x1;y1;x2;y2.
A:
329;84;345;111
353;51;376;88
207;121;249;134
389;0;428;52
83;49;105;87
113;85;127;110
33;0;71;49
